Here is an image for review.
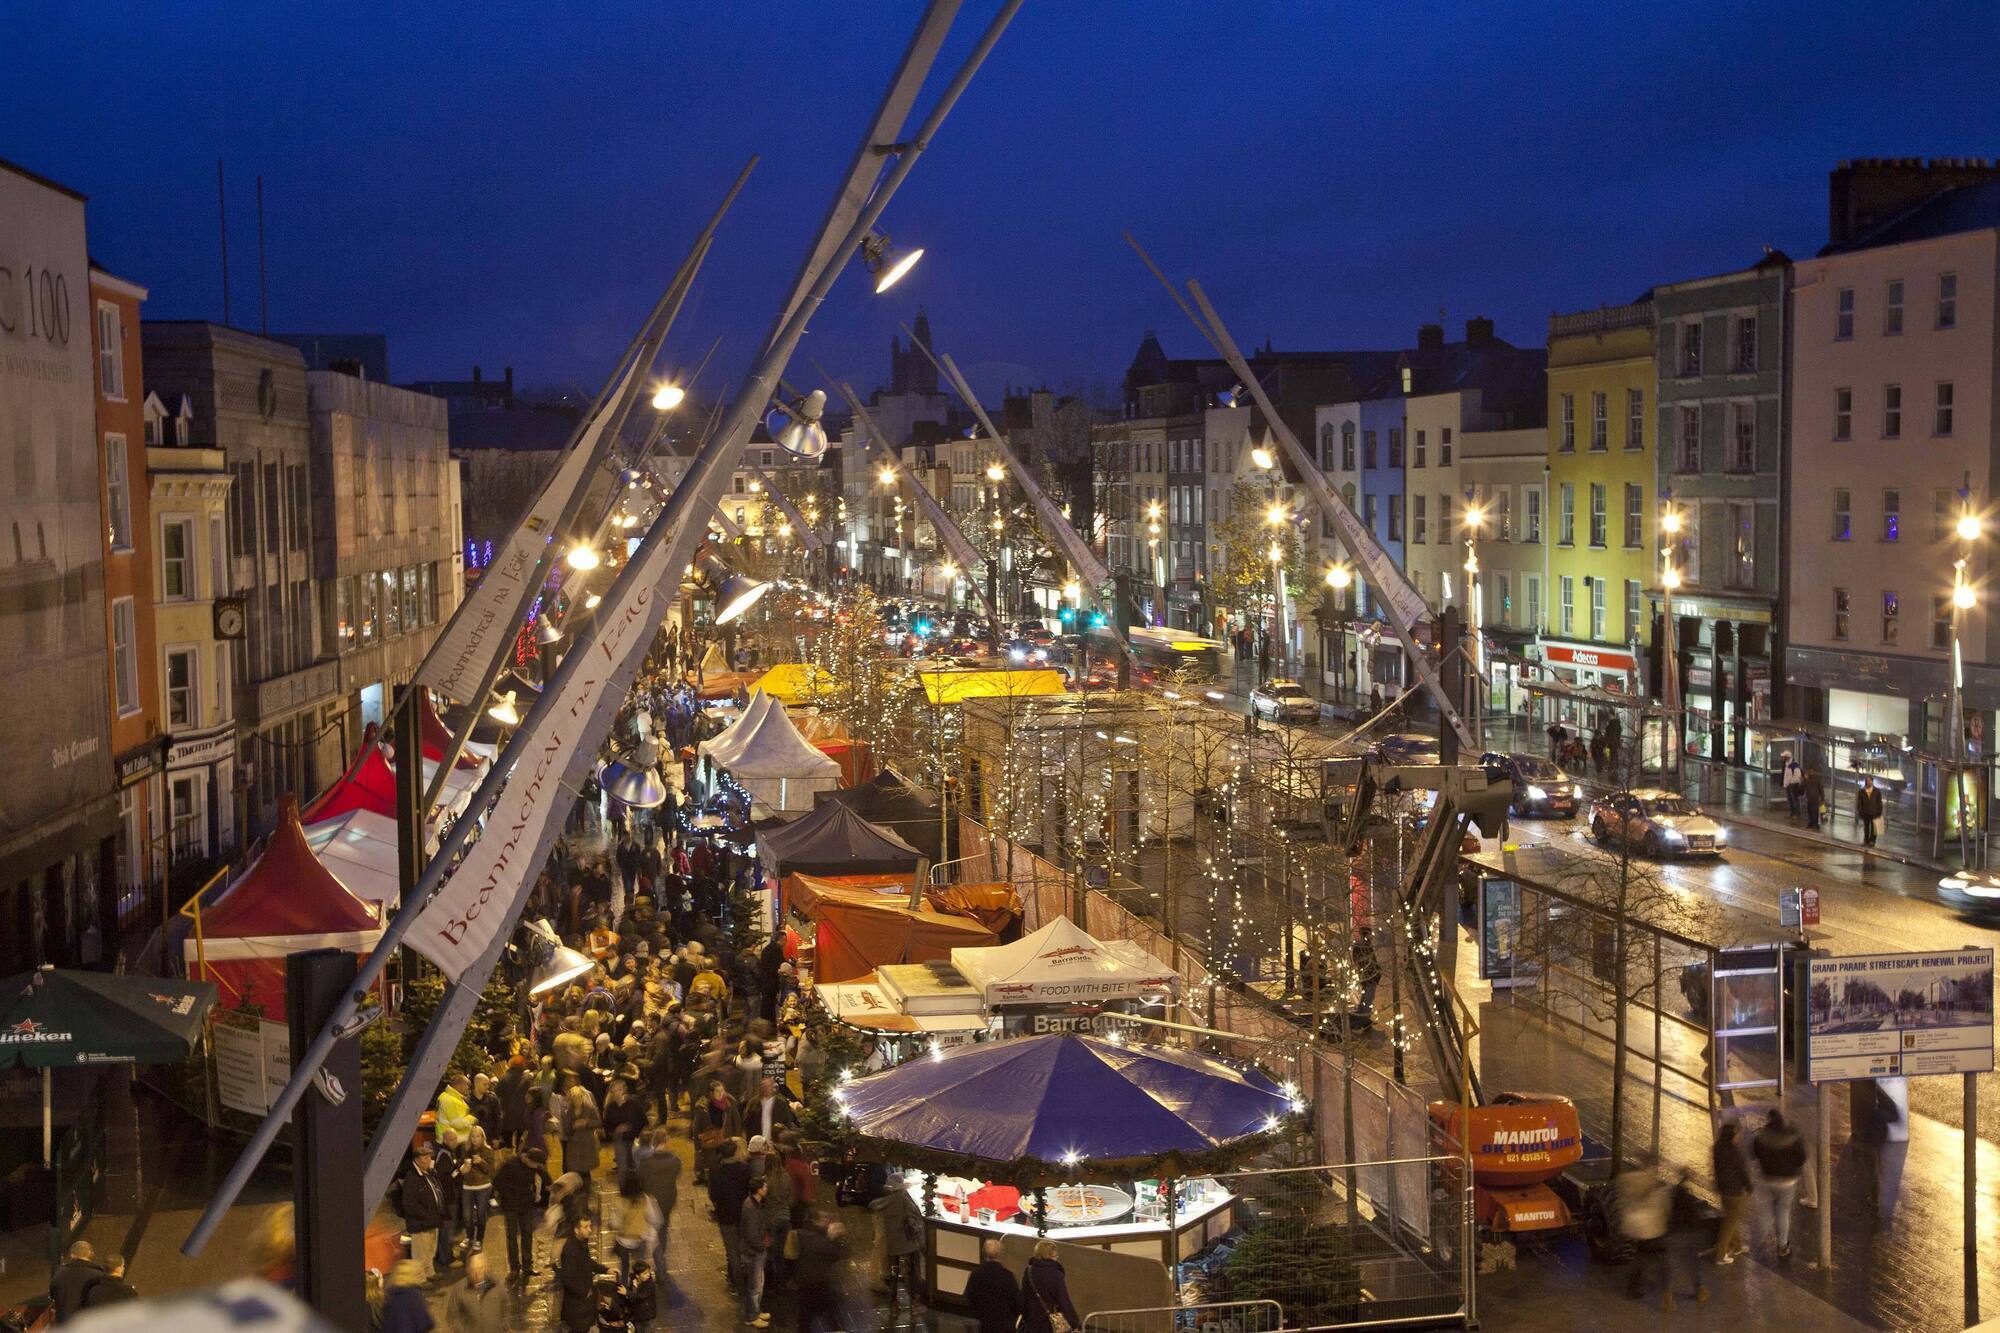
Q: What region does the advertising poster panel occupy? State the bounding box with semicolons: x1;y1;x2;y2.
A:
1806;949;1994;1081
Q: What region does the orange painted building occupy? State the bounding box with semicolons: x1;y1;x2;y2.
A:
92;265;166;946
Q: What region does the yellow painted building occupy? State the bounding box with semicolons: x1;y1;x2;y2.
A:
1544;300;1655;690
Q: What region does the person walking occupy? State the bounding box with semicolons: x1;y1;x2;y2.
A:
1664;1169;1711;1309
562;1084;603;1179
493;1145;550;1285
1852;1078;1899;1220
1802;765;1826;831
1615;1157;1672;1305
458;1127;497;1254
791;1211;849;1333
740;1177;774;1326
871;1174;926;1317
964;1238;1023;1333
1711;1121;1753;1264
557;1217;604;1333
612;1173;663;1285
50;1241;106;1323
1857;775;1886;847
1751;1109;1807;1258
380;1260;435;1333
1780;751;1805;819
444;1252;505;1333
636;1128;681;1281
1019;1241;1082;1333
604;1076;647;1181
399;1146;449;1280
709;1140;754;1285
694;1079;742;1184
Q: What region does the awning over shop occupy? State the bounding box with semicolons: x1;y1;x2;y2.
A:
815;970;987;1033
917;667;1068;706
950;917;1177;1007
788;879;997;984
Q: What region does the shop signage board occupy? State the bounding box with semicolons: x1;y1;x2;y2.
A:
1805;949;1995;1082
213;1018;292;1115
1478;877;1534;987
1779;887;1818;929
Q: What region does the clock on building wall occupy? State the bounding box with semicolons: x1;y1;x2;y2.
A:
213;597;247;640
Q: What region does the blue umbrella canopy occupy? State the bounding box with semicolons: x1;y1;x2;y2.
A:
836;1033;1294;1178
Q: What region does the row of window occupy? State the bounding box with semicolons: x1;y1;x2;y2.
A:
1558;388;1647;452
1671;402;1761;473
1831;381;1953;440
1551;482;1647;550
1318;422;1456;472
1673;313;1760;378
111;599;232;732
330;564;443;649
1829;487;1971;543
1833;273;1957;341
1829;587;1957;650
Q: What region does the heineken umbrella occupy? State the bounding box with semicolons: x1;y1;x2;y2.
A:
0;966;217;1164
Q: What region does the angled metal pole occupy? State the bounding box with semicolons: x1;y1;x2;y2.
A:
749;467;828;552
351;0;1022;1217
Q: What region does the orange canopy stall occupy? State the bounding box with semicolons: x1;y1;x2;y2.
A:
786;874;997;984
924;883;1022;937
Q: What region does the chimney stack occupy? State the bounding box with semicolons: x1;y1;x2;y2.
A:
472;365;483;383
1465;316;1495;347
1828;157;2000;248
1417;323;1445;351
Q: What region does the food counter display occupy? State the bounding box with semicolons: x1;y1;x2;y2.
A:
919;1174;1239;1300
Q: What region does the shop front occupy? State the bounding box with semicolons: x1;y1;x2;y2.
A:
1656;596;1777;769
1538;639;1637;692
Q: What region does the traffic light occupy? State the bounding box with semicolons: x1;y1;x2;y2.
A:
1058;606;1075;625
1088;611;1106;628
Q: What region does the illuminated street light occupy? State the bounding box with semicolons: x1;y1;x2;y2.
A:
1063;580;1082;602
565;543;600;571
861;229;923;293
1959;511;1983;542
1251;446;1275;471
1955;579;1977;610
878;466;897;486
1325;564;1351;589
1265;501;1287;526
939;561;957;580
650;382;685;411
985;462;1006;483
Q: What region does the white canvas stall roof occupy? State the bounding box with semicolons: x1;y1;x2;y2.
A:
302;808;402;908
950;916;1180;1007
699;641;729;678
698;690;778;769
699;693;840;812
816;975;989;1033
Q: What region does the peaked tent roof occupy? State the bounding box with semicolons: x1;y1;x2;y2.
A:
702;695;842;782
302;807;402;907
420;692;484;769
838;1032;1289;1178
951;916;1178;1005
786;880;996;984
760;800;924;879
190;800;384;961
299;743;399;824
814;769;947;862
698;690;779;768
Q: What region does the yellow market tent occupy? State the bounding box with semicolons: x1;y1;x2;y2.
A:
917;667;1068;707
756;662;830;706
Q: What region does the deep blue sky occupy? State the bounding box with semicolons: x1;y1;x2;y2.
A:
10;1;2000;405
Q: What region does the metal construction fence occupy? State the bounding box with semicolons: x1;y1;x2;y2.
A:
957;814;1472;1328
1082;1300;1284;1332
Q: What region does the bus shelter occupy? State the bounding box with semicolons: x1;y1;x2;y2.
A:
1461;842;1807;1123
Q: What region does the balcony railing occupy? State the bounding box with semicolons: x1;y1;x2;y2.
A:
1549;300;1653;340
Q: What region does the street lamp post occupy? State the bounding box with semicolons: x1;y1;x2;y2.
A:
1660;493;1684;785
1146;499;1163;628
1463;497;1485;750
1326;563;1353;702
1950;502;1981;866
1254;445;1284;682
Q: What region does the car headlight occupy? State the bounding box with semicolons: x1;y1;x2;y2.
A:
1569;783;1582;797
1662;827;1686;845
1524;785;1549;802
1712;827;1727;845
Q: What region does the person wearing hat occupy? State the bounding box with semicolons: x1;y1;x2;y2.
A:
399;1145;448;1279
379;1259;434;1333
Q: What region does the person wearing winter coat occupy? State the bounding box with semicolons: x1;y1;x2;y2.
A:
965;1239;1023;1333
493;1146;550;1283
399;1148;449;1279
1616;1160;1672;1303
791;1212;849;1331
739;1178;773;1326
872;1178;926;1315
1711;1121;1754;1263
1019;1243;1082;1333
557;1217;604;1332
708;1141;754;1283
1746;1108;1805;1260
457;1127;497;1254
623;1259;659;1332
635;1128;681;1277
1802;766;1826;830
1780;752;1805;818
1857;775;1887;847
444;1253;505;1333
49;1241;106;1324
379;1260;435;1333
561;1085;602;1179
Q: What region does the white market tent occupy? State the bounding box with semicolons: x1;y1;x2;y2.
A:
302;808;402;908
698;691;841;812
950;917;1179;1007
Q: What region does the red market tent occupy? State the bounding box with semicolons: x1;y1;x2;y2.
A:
300;740;399;824
420;692;484;769
786;875;995;984
185;797;384;1023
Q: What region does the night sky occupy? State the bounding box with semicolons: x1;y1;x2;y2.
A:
11;1;2000;406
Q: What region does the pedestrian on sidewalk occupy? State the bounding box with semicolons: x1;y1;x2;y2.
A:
561;1083;603;1179
612;1173;663;1285
1852;1078;1899;1220
1802;765;1826;831
458;1126;496;1254
1019;1241;1082;1333
1751;1109;1807;1258
740;1177;774;1326
1616;1159;1672;1305
636;1128;680;1279
710;1140;754;1284
380;1260;435;1333
872;1174;926;1316
1711;1121;1752;1263
493;1145;550;1284
965;1238;1023;1333
1664;1170;1711;1308
557;1217;605;1333
1781;752;1804;819
399;1146;448;1279
792;1211;850;1333
1857;775;1886;847
444;1252;505;1333
50;1240;106;1323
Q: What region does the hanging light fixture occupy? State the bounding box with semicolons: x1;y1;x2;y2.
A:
522;918;594;995
692;546;770;625
651;382;686;411
535;612;566;646
764;389;828;459
565;542;601;571
597;734;667;809
861;229;923;294
487;689;524;727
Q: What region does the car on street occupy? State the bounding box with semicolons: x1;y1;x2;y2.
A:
1249;678;1320;723
1937;869;2000;922
1480;751;1581;818
1585;788;1726;857
1372;733;1442;765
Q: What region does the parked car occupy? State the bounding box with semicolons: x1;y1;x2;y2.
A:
1480;751;1580;818
1938;869;2000;923
1249;678;1319;723
1585;788;1726;857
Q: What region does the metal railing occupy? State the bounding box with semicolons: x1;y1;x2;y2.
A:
1083;1299;1283;1332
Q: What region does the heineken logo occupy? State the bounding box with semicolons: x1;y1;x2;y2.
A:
1;1018;70;1044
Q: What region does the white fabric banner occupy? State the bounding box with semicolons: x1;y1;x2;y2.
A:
416;357;639;704
407;521;677;979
